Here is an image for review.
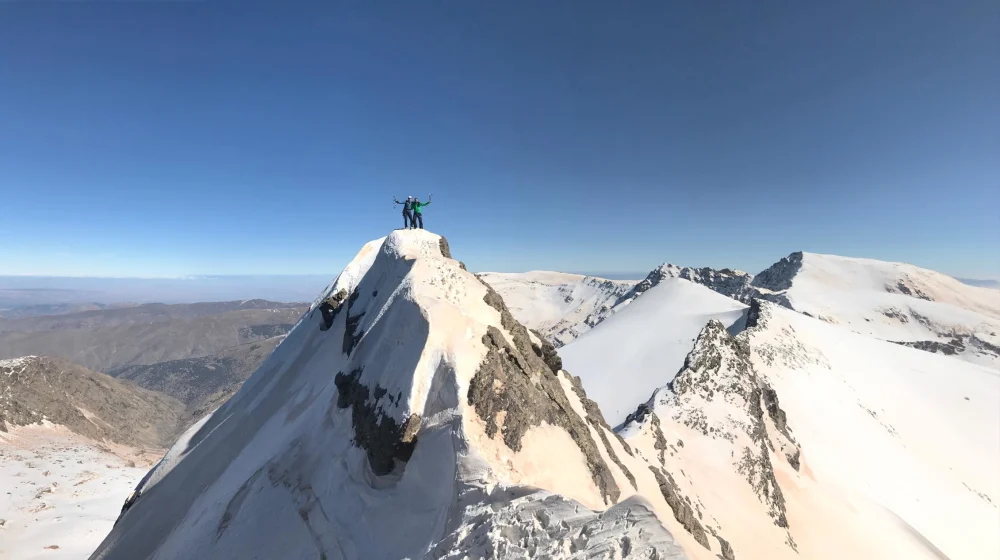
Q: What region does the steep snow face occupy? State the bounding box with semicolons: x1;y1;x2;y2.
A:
602;299;998;560
477;271;637;347
741;302;1000;560
754;252;1000;367
91;231;694;560
560;278;747;427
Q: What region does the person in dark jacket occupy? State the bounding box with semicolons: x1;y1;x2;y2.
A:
411;196;431;229
393;196;414;229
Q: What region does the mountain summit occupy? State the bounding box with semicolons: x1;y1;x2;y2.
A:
91;231;693;560
90;233;999;560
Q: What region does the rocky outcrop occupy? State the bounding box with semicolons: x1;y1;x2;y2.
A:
636;264;756;303
438;236;452;259
317;289;348;331
529;329;563;373
647;465;711;549
892;334;1000;362
627;320;800;538
751;252;803;293
468;325;622;505
334;368;420;475
888;280;932;301
471;280;622;505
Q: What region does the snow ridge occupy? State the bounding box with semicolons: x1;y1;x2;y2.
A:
90;231;692;560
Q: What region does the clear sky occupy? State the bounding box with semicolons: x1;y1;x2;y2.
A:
1;1;997;279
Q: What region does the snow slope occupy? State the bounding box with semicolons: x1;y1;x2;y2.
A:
0;423;159;560
739;302;999;560
573;295;998;560
560;278;747;427
753;252;1000;367
477;271;637;347
91;231;713;560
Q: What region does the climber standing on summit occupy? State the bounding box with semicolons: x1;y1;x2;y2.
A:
393;196;414;229
411;195;431;229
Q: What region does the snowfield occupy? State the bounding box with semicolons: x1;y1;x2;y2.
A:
477;271;637;347
753;252;1000;368
560;278;747;427
0;423;158;560
564;292;999;559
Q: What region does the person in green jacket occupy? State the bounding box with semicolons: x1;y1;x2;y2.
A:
411;196;431;229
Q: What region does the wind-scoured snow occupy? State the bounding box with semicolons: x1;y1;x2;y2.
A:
477;271;637;347
756;252;1000;367
90;231;694;560
560;278;747;427
742;303;1000;560
574;289;998;560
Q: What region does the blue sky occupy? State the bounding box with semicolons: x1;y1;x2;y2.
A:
1;1;997;279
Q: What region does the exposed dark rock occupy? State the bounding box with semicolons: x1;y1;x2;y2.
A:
761;386;794;444
479;280;550;372
565;373;637;490
891;281;932;301
786;448;801;471
342;291;364;354
745;298;763;329
892;338;964;356
529;329;563;374
892;334;1000;363
468;325;621;505
880;307;909;323
717;535;736;560
626;264;756;305
318;289;348;331
334;368;419;475
743;386;790;528
751;252;803;292
649;412;669;465
438;236;452;259
647;465;710;549
706;526;736;560
666;321;794;527
623;402;652;426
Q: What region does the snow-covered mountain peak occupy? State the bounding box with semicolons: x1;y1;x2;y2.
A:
748;252;1000;366
641;264;755;302
92;230;694;560
476;270;637;347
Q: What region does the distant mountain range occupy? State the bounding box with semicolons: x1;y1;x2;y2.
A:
1;356;184;448
0;300;306;373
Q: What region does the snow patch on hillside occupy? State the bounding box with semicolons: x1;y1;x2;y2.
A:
755;253;1000;368
0;423;158;560
477;271;636;347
